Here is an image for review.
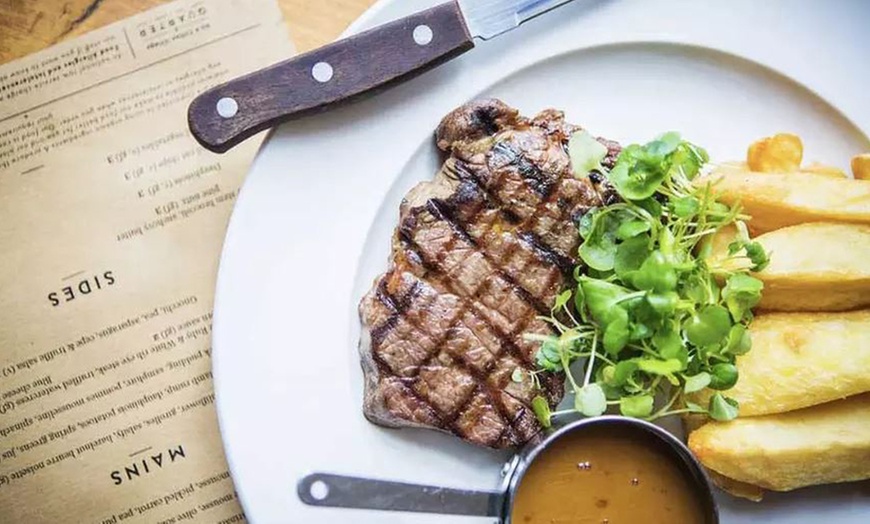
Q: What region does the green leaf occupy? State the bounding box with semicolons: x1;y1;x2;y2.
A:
725;324;752;355
635;197;663;219
684;305;732;347
603;311;630;356
671;196;700;218
682;272;709;304
653;323;685;362
684;372;711;394
650;132;682;156
534;351;548;370
646;292;679;317
553;289;572;313
525;131;750;427
722;274;763;322
600;365;617;386
632;251;677;293
532;395;552;428
616;220;651;240
637;358;683;375
629;320;653;342
620;395;654;418
718;352;737;365
727;225;770;271
670;142;708;180
708;393;739;421
658;227;677;257
744;241;770;272
535;338;563;372
614;234;651;279
727;241;742;256
707;275;721;303
574;383;607;417
608;161;666;201
511;368;524;383
573;283;588;323
579;277;631;324
708;363;739;390
542;339;560;361
607;134;705;201
579;238;617;271
568;131;608;177
709;201;730;215
578;209;597;239
725;272;763;294
696;235;714;260
612;360;639;387
578;211;623;271
559;329;581;350
600;383;625;401
661;347;688;372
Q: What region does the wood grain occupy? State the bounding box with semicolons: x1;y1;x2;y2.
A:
188;1;473;153
0;0;378;65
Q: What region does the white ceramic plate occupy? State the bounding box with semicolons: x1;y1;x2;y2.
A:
212;1;870;522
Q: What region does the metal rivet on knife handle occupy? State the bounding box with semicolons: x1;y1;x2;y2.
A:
413;25;434;46
311;62;334;83
215;97;238;119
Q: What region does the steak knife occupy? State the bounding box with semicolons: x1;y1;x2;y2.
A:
188;0;575;153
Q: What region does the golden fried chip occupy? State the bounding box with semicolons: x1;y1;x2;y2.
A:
690;310;870;416
706;470;765;502
683;416;765;501
753;222;870;311
699;170;870;234
688;393;870;492
853;153;870;181
747;133;802;172
802;162;848;178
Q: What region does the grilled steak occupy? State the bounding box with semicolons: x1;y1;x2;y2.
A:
359;99;620;449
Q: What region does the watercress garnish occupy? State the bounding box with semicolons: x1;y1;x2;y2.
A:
527;132;769;424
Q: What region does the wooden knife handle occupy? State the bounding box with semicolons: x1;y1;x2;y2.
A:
187;1;474;153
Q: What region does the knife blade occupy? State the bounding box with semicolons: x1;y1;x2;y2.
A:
458;0;576;40
188;0;576;153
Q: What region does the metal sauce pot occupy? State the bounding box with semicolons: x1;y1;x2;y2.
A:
298;416;719;523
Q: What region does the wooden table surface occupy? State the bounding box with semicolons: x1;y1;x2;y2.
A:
0;0;378;65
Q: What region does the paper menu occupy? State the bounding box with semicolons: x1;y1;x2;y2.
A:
0;0;294;521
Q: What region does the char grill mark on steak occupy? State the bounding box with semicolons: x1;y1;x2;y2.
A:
367;269;532;450
445;161;579;276
421;197;550;315
359;99;619;448
369;220;557;445
368;271;553;447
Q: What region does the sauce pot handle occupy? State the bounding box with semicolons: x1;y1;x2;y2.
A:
298;472;504;517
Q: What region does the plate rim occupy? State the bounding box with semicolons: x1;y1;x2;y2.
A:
211;1;870;522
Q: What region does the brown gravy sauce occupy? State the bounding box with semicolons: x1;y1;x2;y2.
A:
511;425;707;523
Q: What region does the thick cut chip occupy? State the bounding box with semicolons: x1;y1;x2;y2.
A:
699;170;870;234
754;223;870;311
690;310;870;416
689;393;870;492
746;133;802;173
708;223;870;311
801;162;848;178
853;153;870;180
